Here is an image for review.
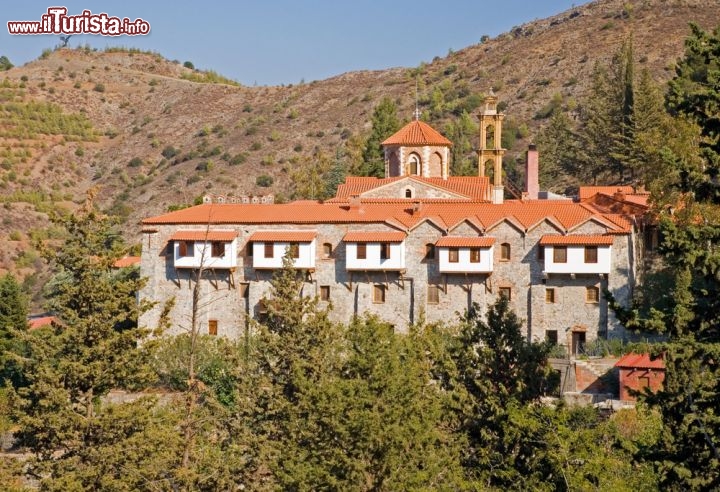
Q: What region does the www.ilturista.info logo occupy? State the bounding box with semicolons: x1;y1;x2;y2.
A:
8;7;150;36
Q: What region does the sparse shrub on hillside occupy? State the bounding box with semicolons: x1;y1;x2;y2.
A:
195;161;214;172
229;153;247;166
93;83;105;93
288;109;299;120
161;146;179;159
243;104;252;113
9;231;21;241
261;155;275;166
250;142;262;151
186;174;201;185
75;147;84;157
268;130;281;142
256;174;273;187
39;49;52;60
293;144;303;152
128;157;143;168
183;61;194;70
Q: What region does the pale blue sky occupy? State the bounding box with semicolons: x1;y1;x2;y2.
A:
2;1;588;86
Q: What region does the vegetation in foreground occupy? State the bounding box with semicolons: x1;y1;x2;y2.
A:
0;22;720;491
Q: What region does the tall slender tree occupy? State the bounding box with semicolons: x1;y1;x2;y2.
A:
360;97;401;177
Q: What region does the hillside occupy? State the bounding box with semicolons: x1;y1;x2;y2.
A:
1;0;719;298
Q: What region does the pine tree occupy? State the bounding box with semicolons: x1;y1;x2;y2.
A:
611;24;720;490
536;108;581;192
0;274;28;386
360;97;401;177
445;110;478;176
449;297;558;486
8;209;160;487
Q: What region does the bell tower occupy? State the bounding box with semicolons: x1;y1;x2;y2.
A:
477;91;505;204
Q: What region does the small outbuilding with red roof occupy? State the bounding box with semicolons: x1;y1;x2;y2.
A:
615;352;665;401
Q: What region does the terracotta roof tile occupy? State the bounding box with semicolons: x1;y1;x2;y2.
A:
248;231;317;242
113;256;141;268
539;235;615;246
579;186;635;200
330;176;490;202
615;353;665;369
343;231;406;243
435;236;495;247
143;200;633;236
169;230;238;241
28;316;58;330
382;120;452;146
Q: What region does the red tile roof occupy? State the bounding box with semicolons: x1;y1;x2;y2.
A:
539;235;615;246
143;200;633;236
435;236;496;247
615;353;665;369
248;231;317;242
169;230;238;241
382;120;452;146
330;176;490;202
579;186;635;200
113;256;141;268
28;316;58;330
343;231;406;243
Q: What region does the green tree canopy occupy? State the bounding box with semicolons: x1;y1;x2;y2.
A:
360;97;401;177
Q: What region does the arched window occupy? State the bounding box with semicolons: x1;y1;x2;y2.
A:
500;242;511;261
485;124;495;148
405;188;413;198
408;153;421;176
322;242;332;258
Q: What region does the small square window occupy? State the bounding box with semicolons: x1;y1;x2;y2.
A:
320;285;330;301
427;285;440;304
499;287;512;300
264;242;274;258
553;246;567;263
586;286;600;303
470;248;481;263
246;242;254;257
380;243;391;260
545;288;556;303
208;319;218;336
585;246;598;263
538;245;545;261
448;247;459;263
178;240;193;257
425;243;435;260
289;242;300;259
357;243;367;260
546;330;558;345
373;284;386;303
500;243;511;261
211;241;225;258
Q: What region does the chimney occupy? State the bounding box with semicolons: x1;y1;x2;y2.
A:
524;144;539;200
348;194;361;210
411;200;423;215
613;188;626;202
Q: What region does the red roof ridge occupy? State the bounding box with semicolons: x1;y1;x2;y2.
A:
381;120;452;146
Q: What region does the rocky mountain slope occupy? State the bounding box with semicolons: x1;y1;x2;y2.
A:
0;0;718;294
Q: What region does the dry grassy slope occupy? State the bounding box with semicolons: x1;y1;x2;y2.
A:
0;0;718;284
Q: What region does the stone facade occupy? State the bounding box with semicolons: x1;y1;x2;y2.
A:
138;108;648;354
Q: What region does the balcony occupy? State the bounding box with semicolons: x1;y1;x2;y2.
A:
436;236;494;273
540;235;612;275
248;231;317;270
343;231;406;271
171;230;238;269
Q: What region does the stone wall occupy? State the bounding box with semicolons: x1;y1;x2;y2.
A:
139;218;638;348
